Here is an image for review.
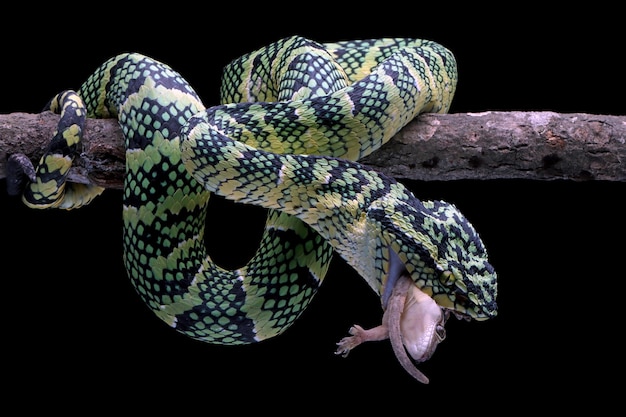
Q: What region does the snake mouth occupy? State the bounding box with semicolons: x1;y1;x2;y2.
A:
450;310;473;321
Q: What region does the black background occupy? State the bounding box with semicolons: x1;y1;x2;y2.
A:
1;3;623;413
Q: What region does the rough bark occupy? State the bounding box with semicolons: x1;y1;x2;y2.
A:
1;110;624;189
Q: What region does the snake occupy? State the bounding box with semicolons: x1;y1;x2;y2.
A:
8;36;498;383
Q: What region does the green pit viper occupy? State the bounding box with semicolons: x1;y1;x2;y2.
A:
7;36;498;383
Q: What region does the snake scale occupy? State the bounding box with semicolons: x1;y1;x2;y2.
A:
8;36;498;383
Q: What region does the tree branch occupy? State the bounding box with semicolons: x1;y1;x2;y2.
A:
1;110;624;189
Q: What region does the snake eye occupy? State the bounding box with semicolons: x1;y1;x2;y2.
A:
435;324;446;342
440;270;455;286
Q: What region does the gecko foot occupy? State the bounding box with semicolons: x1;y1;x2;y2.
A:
335;324;388;358
335;325;366;357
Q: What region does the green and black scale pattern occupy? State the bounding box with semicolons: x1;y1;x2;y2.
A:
20;91;103;209
17;36;497;346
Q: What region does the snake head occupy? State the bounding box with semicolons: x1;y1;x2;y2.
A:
372;194;498;321
420;199;498;321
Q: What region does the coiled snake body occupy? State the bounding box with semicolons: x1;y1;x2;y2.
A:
9;36;498;383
